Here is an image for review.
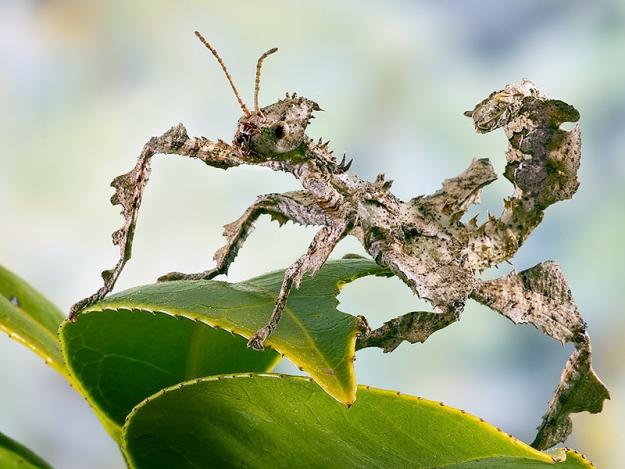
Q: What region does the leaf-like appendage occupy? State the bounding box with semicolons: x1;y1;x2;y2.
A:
472;262;609;449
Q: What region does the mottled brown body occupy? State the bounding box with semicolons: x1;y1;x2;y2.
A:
69;46;607;450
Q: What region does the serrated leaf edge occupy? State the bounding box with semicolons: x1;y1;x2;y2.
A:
75;305;358;405
121;373;560;469
58;320;125;442
75;259;389;406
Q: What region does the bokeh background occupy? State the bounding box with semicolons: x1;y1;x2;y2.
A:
1;1;624;468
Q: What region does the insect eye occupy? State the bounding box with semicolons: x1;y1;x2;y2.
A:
274;122;288;139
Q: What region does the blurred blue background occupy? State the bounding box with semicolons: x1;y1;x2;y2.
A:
1;1;623;467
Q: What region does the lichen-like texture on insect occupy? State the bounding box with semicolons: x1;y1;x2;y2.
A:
71;32;609;450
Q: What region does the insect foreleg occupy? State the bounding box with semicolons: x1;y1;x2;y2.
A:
69;124;242;319
247;222;349;350
158;191;333;281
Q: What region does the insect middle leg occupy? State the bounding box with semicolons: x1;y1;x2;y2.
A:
247;222;349;350
158;191;332;281
356;310;458;352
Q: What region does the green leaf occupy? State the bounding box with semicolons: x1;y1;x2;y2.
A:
60;310;280;439
439;451;593;468
72;259;387;405
122;374;593;469
0;266;125;443
0;265;66;377
0;430;54;469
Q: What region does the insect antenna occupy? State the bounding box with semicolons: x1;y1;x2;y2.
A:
254;47;278;113
194;31;251;116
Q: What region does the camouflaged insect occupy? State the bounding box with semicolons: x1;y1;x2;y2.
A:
70;32;609;450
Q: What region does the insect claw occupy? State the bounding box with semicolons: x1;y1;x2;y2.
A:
336;155;352;173
247;336;265;350
247;327;271;351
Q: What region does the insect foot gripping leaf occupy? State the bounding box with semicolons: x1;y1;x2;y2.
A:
69;123;244;319
70;259;389;407
70;33;606;448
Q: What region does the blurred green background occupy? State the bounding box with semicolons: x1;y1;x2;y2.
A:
1;1;624;468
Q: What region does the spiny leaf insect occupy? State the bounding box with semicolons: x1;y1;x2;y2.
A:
70;31;608;450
